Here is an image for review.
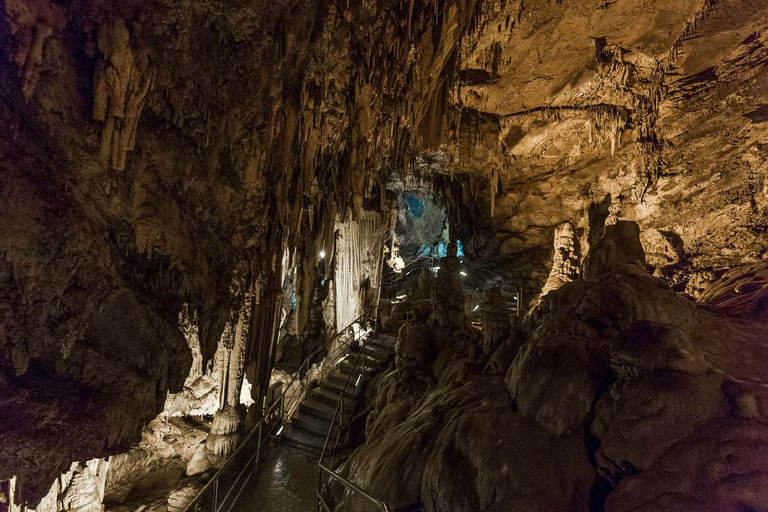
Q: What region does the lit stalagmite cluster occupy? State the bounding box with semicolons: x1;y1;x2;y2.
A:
2;0;768;510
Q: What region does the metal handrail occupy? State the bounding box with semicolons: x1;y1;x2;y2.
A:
317;465;391;512
458;264;523;317
183;311;376;512
384;256;435;287
319;329;386;460
183;376;288;512
316;328;392;512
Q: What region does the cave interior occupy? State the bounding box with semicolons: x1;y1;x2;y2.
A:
2;0;768;511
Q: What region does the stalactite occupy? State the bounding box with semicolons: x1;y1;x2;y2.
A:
214;318;235;411
488;165;499;217
248;265;284;407
4;0;63;102
666;0;719;66
226;290;252;407
92;18;156;171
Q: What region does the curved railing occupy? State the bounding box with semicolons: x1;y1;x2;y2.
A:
383;256;435;287
318;465;391;512
183;312;375;512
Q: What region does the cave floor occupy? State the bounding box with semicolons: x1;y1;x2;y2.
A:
227;442;319;511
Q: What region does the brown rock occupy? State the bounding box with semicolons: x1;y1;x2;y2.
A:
507;336;598;436
606;419;768;512
592;371;727;481
583;221;646;281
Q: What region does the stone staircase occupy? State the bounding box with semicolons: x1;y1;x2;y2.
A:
283;332;397;454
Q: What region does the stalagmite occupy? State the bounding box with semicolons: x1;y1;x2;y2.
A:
481;286;511;353
540;222;581;297
431;240;465;328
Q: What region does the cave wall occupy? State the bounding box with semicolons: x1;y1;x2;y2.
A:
0;0;482;503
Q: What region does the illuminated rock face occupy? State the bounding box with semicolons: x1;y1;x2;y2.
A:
338;222;768;512
0;0;481;504
540;222;580;297
444;0;768;300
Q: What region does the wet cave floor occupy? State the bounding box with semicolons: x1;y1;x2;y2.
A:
227;443;319;512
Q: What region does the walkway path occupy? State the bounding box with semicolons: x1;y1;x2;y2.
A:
227;443;319;511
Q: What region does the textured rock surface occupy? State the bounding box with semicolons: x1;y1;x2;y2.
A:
335;222;768;511
540;222;581;297
0;0;482;502
3;0;768;507
439;0;768;301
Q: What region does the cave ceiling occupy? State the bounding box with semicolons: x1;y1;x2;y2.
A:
441;0;768;288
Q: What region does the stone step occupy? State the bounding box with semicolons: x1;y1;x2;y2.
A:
282;425;326;454
313;386;358;410
328;369;366;388
290;411;339;437
299;397;352;423
369;334;397;348
339;358;378;376
321;375;363;398
359;350;390;366
339;349;388;367
360;344;393;362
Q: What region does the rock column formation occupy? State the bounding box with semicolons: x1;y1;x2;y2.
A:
540;222;581;297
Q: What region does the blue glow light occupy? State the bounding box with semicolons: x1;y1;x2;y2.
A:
404;193;425;219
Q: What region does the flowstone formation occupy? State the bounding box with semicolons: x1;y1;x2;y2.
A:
335;221;768;512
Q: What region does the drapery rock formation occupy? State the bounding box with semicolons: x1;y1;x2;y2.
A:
0;0;484;504
335;221;768;511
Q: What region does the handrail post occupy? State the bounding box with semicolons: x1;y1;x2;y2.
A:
255;421;262;474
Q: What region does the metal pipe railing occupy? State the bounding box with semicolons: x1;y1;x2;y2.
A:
384;256;435;287
183;311;377;512
317;465;391;512
316;328;392;512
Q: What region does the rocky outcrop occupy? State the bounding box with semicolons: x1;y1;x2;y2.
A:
335;222;768;511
